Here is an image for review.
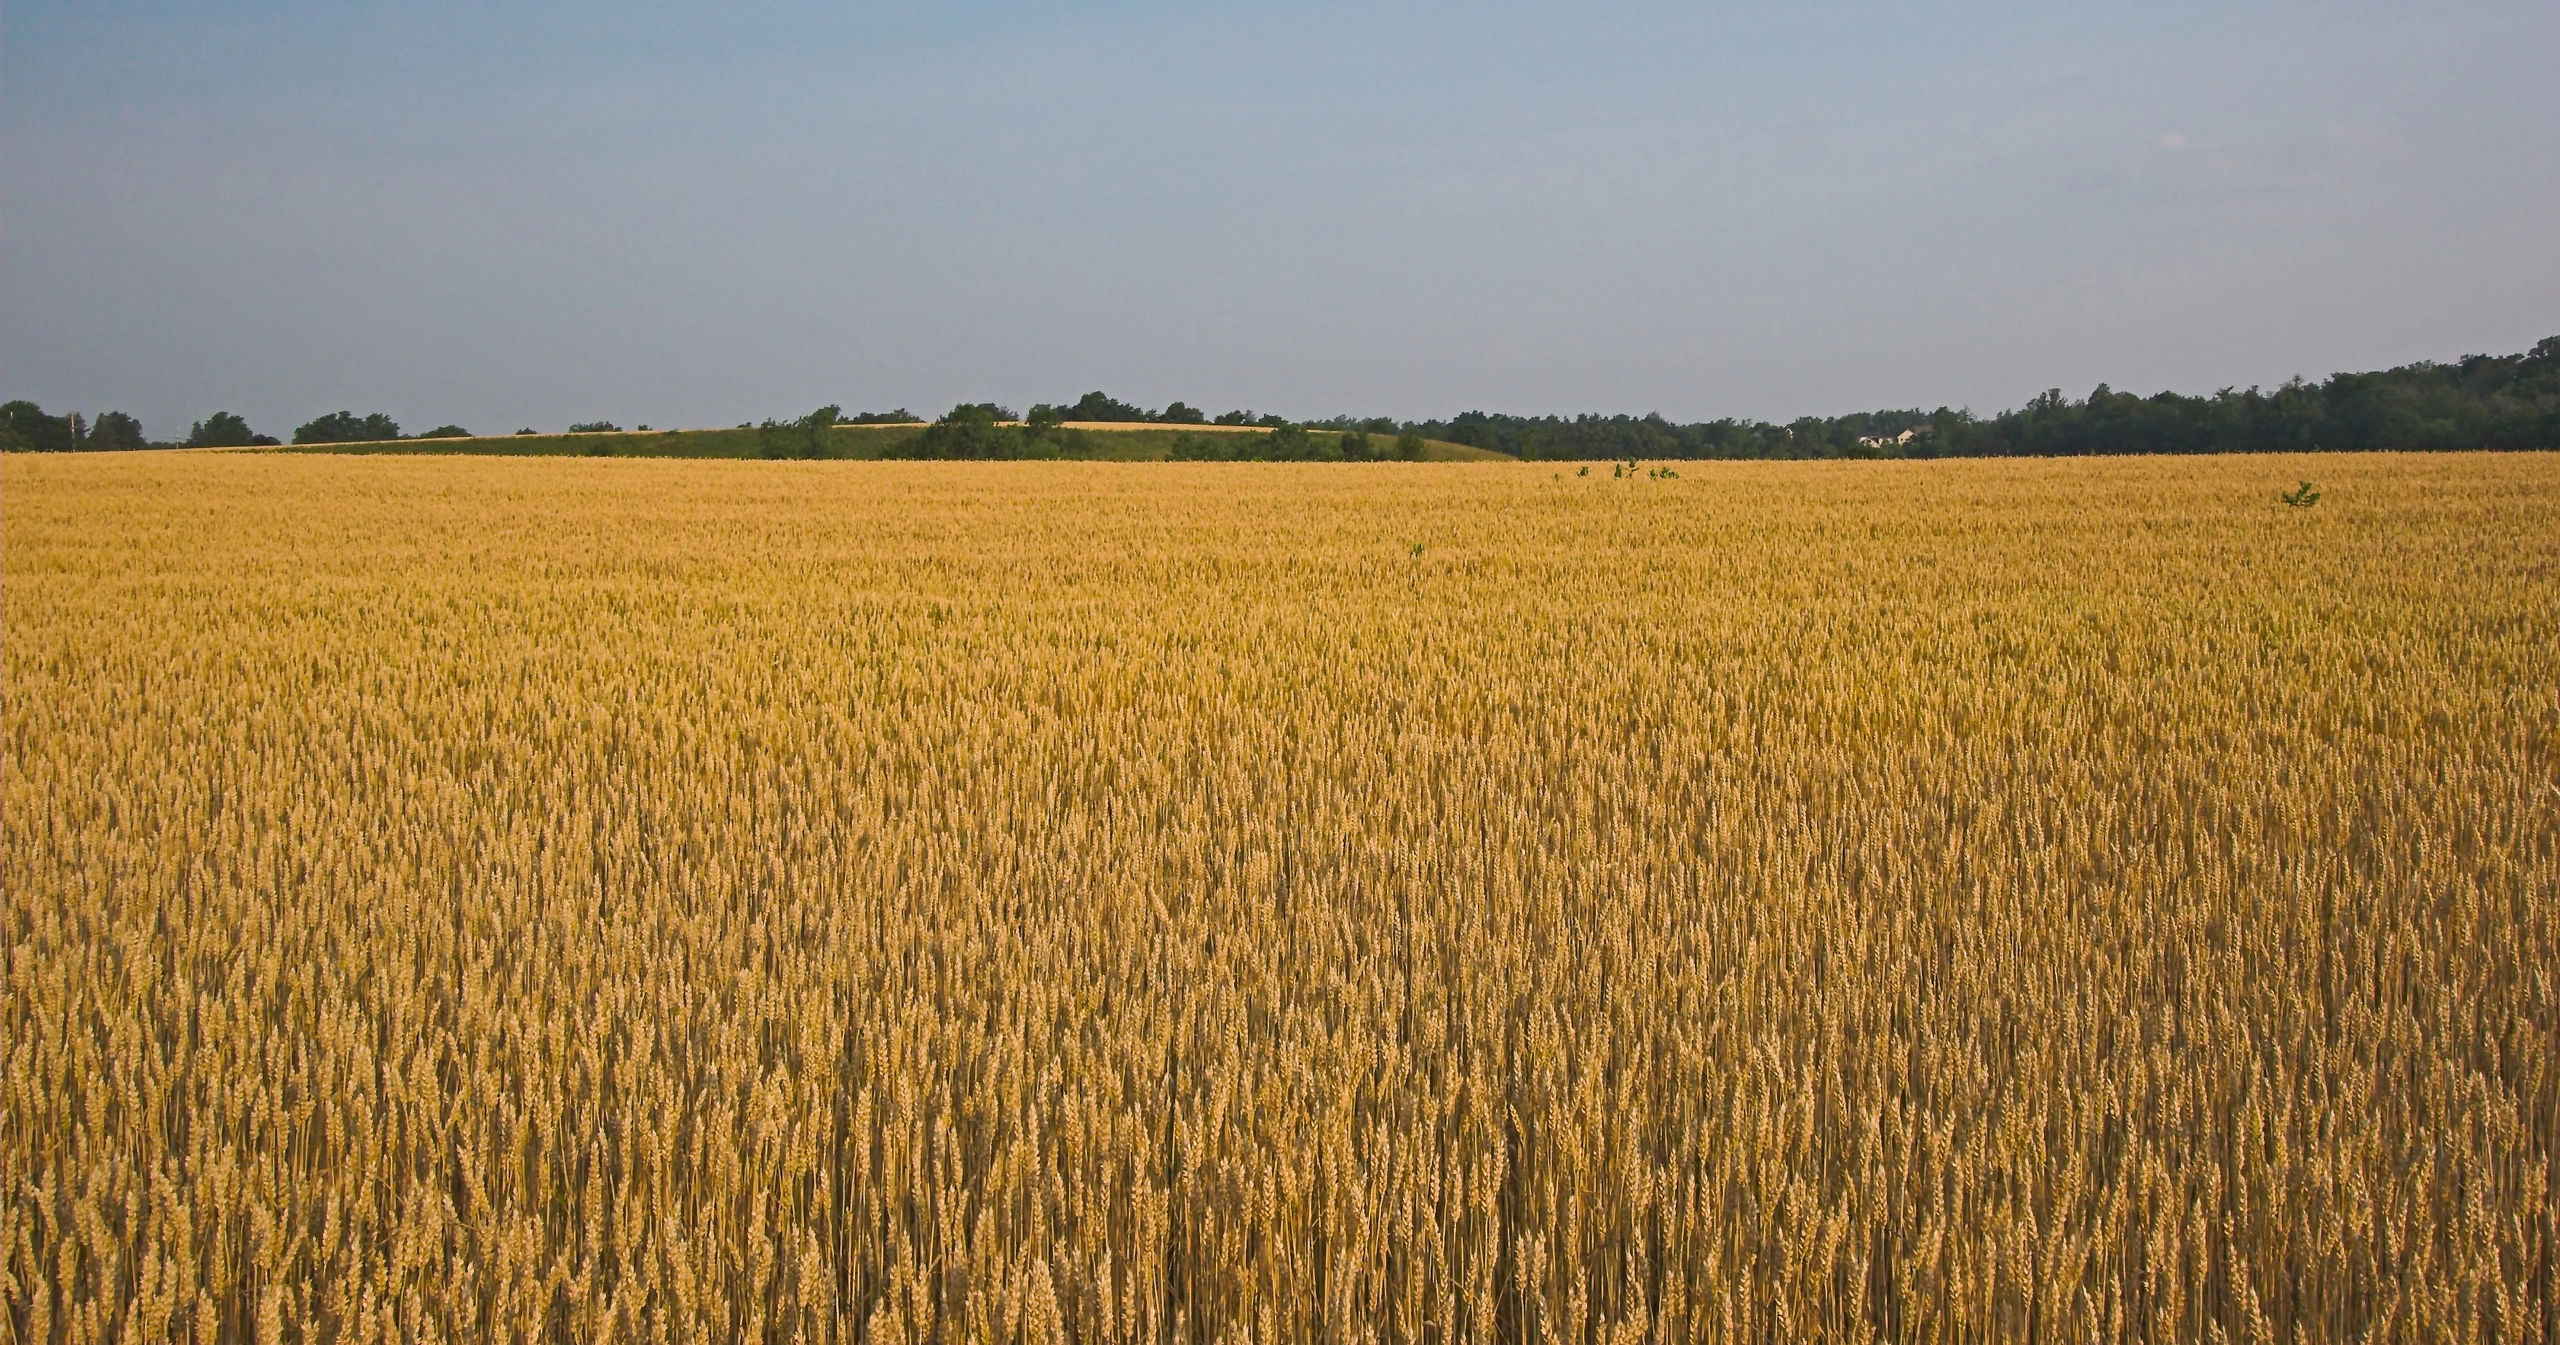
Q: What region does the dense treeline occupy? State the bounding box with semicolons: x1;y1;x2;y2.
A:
1168;425;1427;462
0;402;158;451
879;404;1430;461
0;403;475;450
1400;336;2560;460
11;337;2554;458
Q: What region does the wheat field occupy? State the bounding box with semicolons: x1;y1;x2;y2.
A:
3;451;2553;1344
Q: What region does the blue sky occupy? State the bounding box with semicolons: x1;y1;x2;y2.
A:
5;1;2555;437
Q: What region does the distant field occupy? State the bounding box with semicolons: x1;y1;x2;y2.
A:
270;422;1511;461
4;453;2553;1342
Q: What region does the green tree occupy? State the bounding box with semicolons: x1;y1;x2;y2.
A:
295;412;402;445
758;406;841;459
89;411;146;450
1;400;76;452
1395;430;1426;460
419;425;472;440
1062;391;1147;422
186;412;264;448
1259;424;1314;460
1159;401;1207;425
905;404;1022;460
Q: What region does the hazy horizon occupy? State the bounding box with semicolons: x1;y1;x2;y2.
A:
6;1;2556;440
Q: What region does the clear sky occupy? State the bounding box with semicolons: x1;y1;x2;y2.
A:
5;1;2555;438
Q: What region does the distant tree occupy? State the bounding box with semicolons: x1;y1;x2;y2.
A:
515;428;539;436
1167;431;1228;461
1018;404;1087;458
295;412;401;444
89;411;146;451
758;406;841;459
1395;430;1426;460
419;425;472;440
844;409;922;425
568;422;621;434
1780;417;1831;457
1339;431;1375;461
1062;391;1147;422
1159;401;1207;425
903;403;1022;460
1;400;76;452
186;411;263;448
1213;410;1256;426
1259;424;1315;460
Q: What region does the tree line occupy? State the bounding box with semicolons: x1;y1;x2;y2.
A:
0;405;484;450
877;402;1433;461
9;337;2553;457
0;404;160;451
1399;336;2560;460
894;340;2559;461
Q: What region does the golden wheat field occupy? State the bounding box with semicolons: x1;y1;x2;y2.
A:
3;450;2555;1345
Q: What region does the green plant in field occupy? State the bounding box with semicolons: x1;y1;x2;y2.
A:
2283;480;2321;507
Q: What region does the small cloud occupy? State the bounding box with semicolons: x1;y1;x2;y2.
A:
2159;132;2188;152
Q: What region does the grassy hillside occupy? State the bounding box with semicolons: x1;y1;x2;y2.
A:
270;424;1512;461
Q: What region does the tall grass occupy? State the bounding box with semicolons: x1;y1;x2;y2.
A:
4;452;2553;1343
